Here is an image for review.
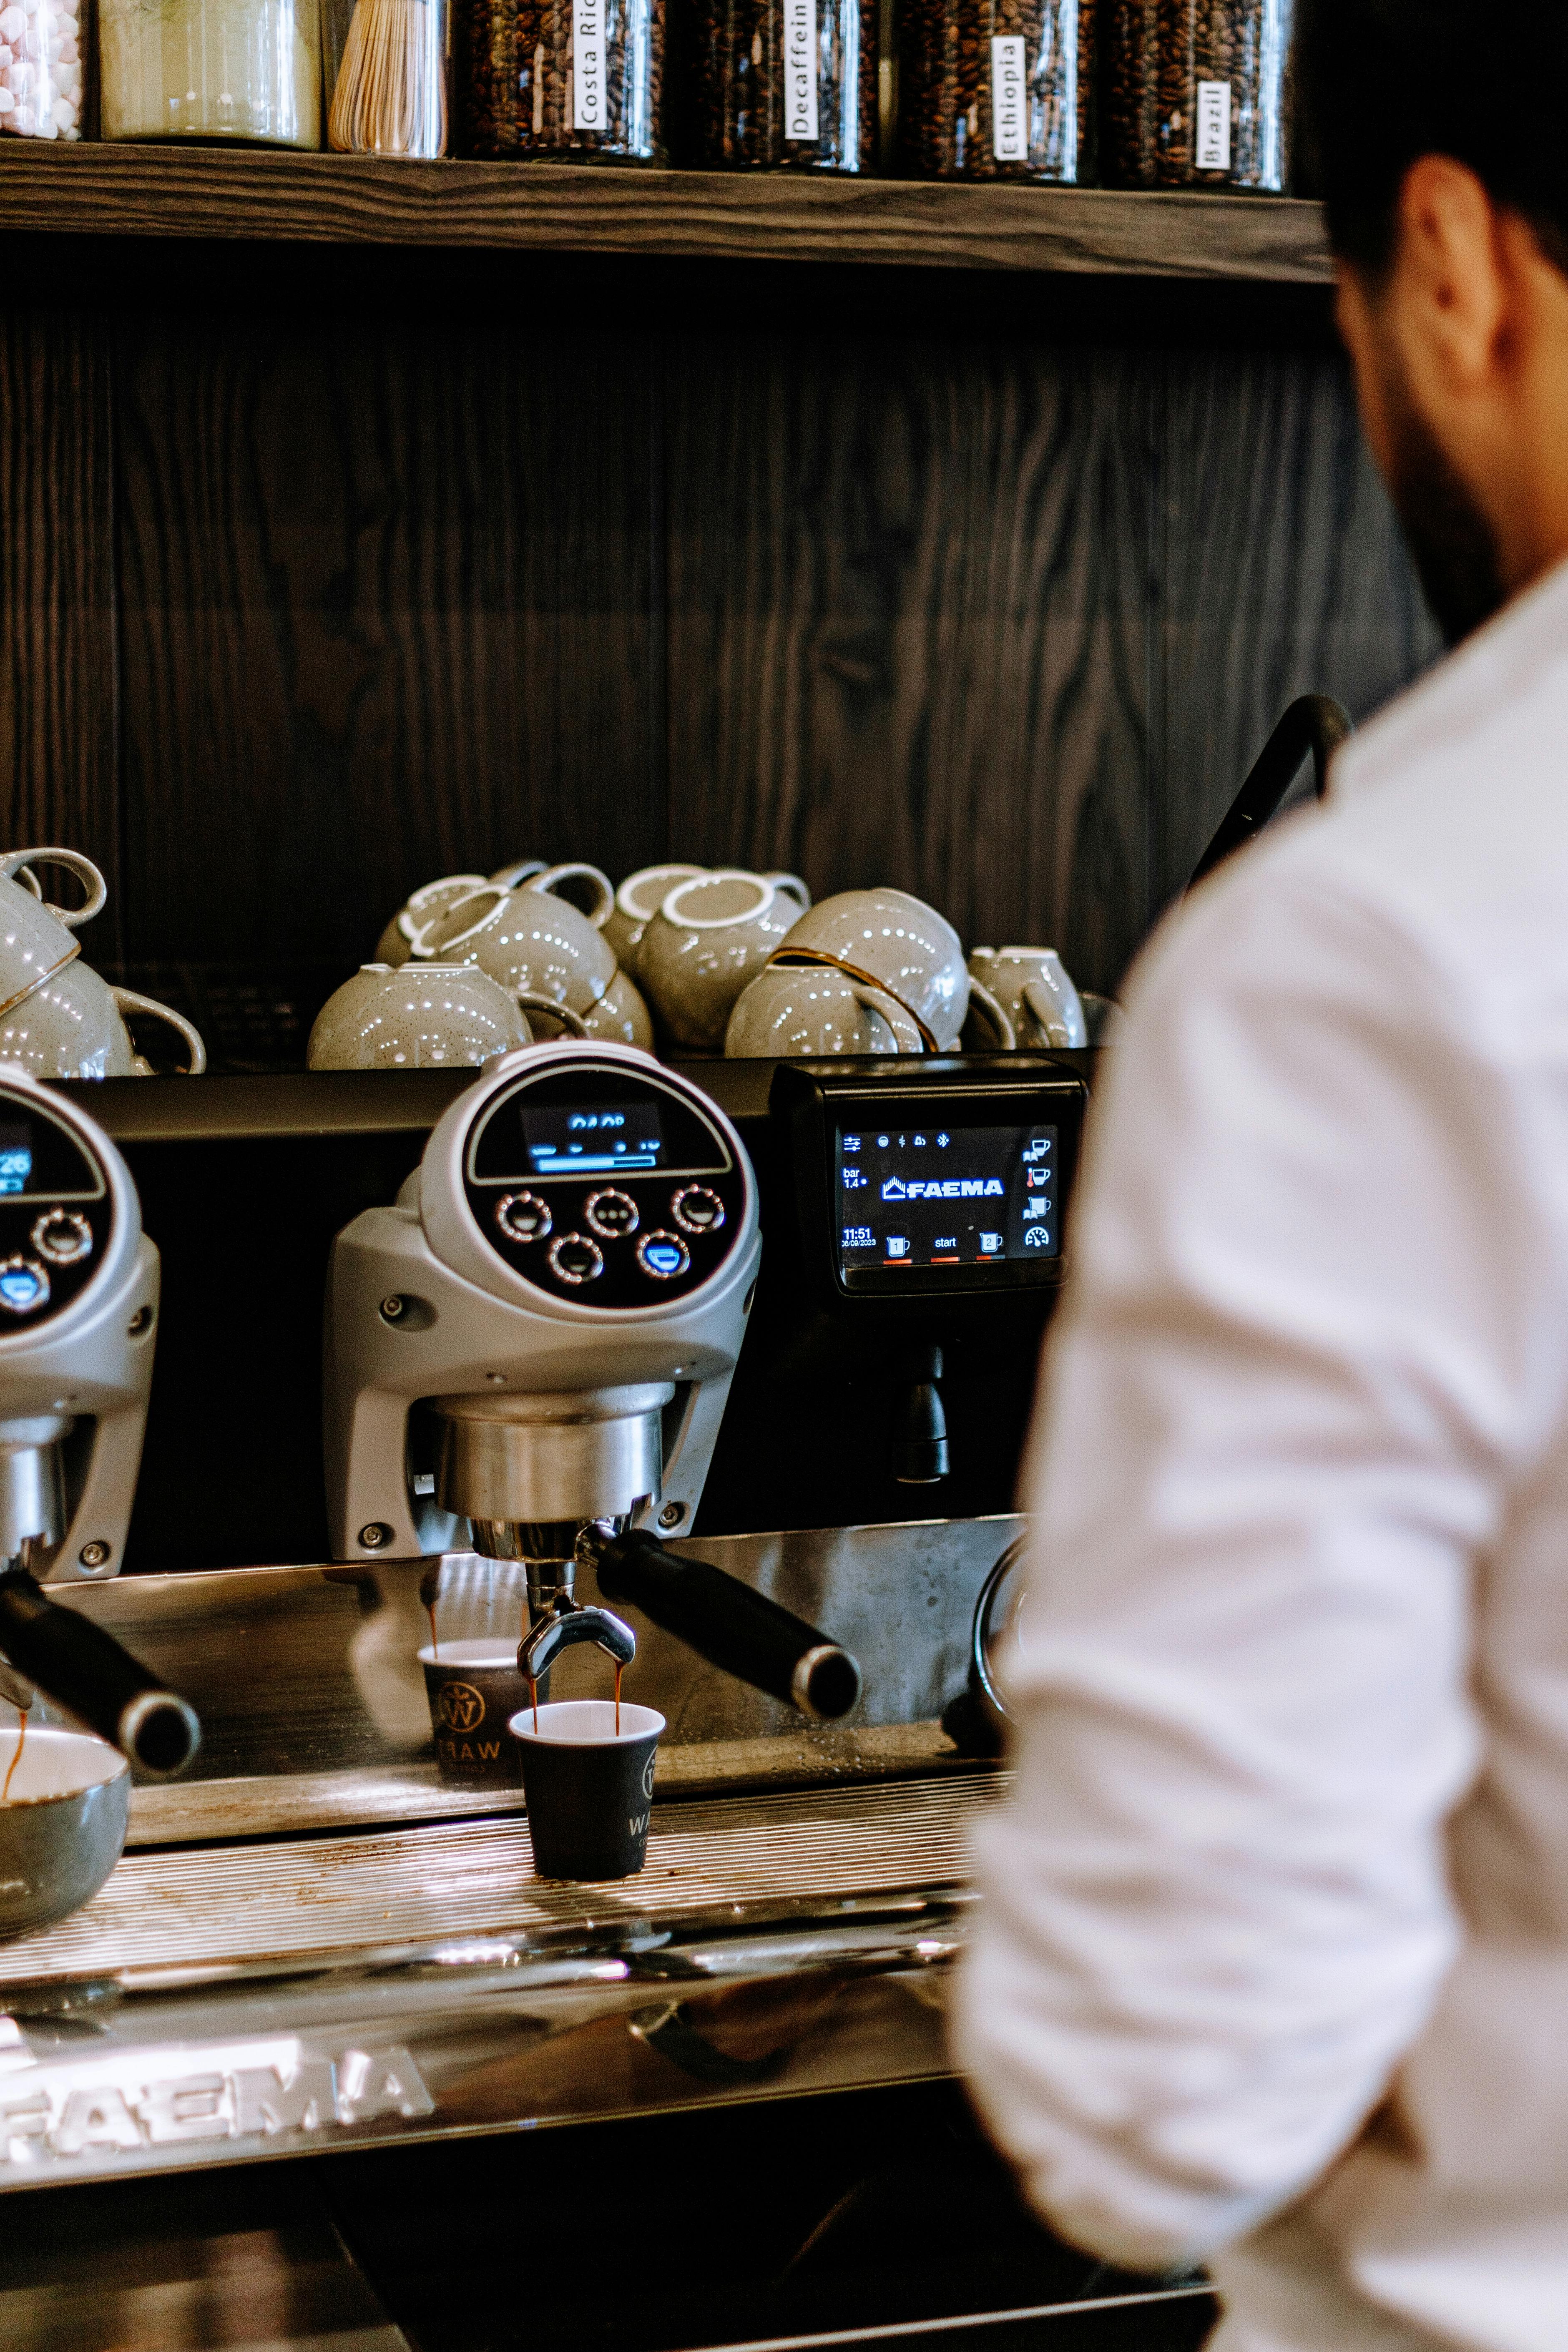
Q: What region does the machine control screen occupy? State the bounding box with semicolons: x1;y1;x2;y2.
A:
465;1063;744;1309
0;1100;111;1327
834;1119;1059;1279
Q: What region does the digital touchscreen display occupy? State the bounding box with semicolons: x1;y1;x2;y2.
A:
835;1119;1059;1275
520;1102;667;1176
0;1126;34;1196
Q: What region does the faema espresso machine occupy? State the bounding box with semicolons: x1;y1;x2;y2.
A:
0;1069;198;1776
324;1041;861;1719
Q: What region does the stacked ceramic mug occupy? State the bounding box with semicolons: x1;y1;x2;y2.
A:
0;849;205;1081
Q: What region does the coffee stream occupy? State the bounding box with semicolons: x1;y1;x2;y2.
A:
426;1599;439;1661
2;1705;23;1804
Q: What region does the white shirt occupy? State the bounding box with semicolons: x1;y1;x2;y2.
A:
955;555;1568;2352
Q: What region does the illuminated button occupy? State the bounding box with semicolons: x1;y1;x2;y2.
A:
638;1232;690;1282
31;1209;92;1267
548;1233;604;1286
671;1185;725;1237
496;1192;551;1244
585;1188;638;1240
0;1256;49;1314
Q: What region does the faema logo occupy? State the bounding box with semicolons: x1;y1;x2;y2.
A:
0;2038;434;2174
882;1176;1004;1202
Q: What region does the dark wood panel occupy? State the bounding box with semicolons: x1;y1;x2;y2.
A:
0;306;121;957
112;306;661;966
0;145;1332;282
1154;346;1440;910
664;330;1156;997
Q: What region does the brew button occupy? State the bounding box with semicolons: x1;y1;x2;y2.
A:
496;1192;551;1244
585;1188;639;1240
549;1233;604;1286
31;1209;92;1266
638;1232;690;1281
0;1256;49;1314
671;1185;724;1236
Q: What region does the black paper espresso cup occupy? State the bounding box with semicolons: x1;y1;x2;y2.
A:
420;1641;532;1787
508;1699;665;1880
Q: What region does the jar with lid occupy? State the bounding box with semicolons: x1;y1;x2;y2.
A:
454;0;662;159
898;0;1093;181
0;0;83;140
1101;0;1293;190
99;0;322;143
687;0;877;171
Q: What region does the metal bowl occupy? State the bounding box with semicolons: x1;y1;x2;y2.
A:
0;1726;130;1941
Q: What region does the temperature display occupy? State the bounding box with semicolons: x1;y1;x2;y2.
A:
834;1121;1059;1275
520;1103;667;1176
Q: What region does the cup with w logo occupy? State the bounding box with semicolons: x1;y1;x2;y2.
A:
419;1638;532;1785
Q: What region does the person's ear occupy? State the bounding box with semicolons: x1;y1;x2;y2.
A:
1391;157;1510;404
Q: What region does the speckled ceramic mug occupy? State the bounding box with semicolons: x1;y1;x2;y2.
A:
724;966;923;1058
636;870;799;1051
769;887;970;1049
0;848;108;1016
0;961;205;1080
602;864;706;968
410;886;615;1027
375;874;490;970
308;963;533;1070
966;948;1087;1050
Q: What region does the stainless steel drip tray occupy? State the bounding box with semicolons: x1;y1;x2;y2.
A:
0;1776;993;2193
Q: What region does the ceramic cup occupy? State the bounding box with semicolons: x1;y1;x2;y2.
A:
410;886;616;1025
770;888;970;1050
374;874;489;970
764;872;812;911
602;863;705;968
966;948;1088;1050
510;1698;665;1880
637;870;799;1052
576;967;656;1049
724;966;924;1058
420;1640;529;1787
308;963;532;1071
523;862;616;930
489;857;550;890
0;848;108;1016
0;962;206;1080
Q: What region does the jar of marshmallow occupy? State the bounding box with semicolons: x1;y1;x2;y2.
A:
0;0;82;140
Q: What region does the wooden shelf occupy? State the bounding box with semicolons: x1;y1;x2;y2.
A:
0;143;1332;279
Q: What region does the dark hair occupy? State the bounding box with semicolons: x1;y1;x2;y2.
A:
1296;0;1568;276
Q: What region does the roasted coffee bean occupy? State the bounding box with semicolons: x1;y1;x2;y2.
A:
1101;0;1292;191
897;0;1094;184
688;0;877;171
455;0;664;158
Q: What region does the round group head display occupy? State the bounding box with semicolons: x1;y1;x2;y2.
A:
0;1077;122;1334
440;1048;752;1312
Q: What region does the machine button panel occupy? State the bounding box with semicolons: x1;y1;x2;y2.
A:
495;1192;551;1244
637;1231;690;1281
671;1185;724;1236
548;1233;604;1286
31;1209;93;1266
0;1255;49;1314
585;1189;639;1240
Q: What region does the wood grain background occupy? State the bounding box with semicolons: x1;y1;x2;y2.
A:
0;253;1438;1000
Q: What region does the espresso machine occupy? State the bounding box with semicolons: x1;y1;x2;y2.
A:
324;1040;861;1717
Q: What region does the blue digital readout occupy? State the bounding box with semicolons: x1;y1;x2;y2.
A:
0;1149;31;1196
521;1103;666;1176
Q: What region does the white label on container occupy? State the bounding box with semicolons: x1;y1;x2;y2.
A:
1196;79;1231;171
991;35;1026;162
573;0;606;130
786;0;819;143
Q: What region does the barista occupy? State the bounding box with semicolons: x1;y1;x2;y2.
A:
957;9;1568;2349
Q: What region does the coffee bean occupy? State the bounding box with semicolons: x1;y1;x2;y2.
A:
455;0;665;158
687;0;877;170
1101;0;1292;190
897;0;1094;181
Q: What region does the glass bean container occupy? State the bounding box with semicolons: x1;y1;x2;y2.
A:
689;0;877;173
454;0;662;160
0;0;83;141
99;0;322;144
324;0;447;154
898;0;1093;182
1101;0;1293;191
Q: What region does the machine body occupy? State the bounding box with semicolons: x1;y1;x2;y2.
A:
324;1043;763;1616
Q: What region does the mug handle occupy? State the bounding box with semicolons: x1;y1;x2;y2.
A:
1020;978;1071;1049
489;858;549;890
851;983;924;1054
109;988;207;1076
766;872;812;911
526;863;616;929
0;848;107;930
966;980;1018;1052
515;991;590;1039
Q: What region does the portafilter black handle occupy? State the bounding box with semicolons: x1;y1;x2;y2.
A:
0;1570;201;1778
1187;694;1352;892
582;1527;862;1722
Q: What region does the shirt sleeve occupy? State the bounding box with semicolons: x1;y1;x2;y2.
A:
952;844;1568;2272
